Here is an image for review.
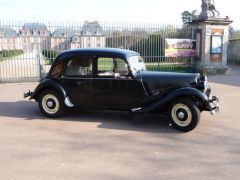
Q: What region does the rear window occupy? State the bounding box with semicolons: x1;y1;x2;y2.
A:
64;56;93;77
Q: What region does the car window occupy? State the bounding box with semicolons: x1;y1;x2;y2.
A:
97;57;129;78
115;58;129;76
50;63;63;78
97;57;114;77
64;56;92;77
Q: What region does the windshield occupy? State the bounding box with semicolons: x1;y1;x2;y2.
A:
128;56;146;74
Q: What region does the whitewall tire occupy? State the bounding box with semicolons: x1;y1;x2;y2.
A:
169;98;200;132
38;90;65;118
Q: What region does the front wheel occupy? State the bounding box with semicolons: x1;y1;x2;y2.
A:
169;98;200;132
38;89;65;118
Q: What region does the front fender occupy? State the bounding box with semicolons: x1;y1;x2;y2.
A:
133;87;209;113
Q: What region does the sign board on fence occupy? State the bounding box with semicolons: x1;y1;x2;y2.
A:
165;39;196;57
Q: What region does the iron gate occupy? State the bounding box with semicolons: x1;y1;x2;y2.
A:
0;21;196;83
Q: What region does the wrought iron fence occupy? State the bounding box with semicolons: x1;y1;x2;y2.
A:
0;20;196;82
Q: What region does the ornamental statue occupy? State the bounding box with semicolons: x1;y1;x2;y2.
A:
199;0;220;19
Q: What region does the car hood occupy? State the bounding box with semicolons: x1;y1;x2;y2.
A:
139;71;199;96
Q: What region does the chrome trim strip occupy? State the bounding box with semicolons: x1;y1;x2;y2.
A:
64;96;74;107
140;74;149;97
131;107;142;112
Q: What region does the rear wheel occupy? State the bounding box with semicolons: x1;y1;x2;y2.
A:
169;98;200;132
38;89;65;118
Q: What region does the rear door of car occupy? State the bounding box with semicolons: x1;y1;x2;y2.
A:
61;55;95;107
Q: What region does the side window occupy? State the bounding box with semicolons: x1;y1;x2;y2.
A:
50;63;63;78
115;58;129;76
97;57;114;77
97;57;129;77
64;56;92;77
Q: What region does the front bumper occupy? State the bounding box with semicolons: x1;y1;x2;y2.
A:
209;95;220;115
202;83;220;115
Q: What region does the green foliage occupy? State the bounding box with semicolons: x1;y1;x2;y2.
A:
130;34;164;57
106;30;148;49
229;26;240;40
0;49;24;59
129;26;193;58
42;50;59;63
181;10;199;24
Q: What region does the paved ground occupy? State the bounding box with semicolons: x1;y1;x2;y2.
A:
0;51;50;82
0;72;239;179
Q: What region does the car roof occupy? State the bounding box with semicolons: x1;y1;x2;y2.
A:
55;48;140;63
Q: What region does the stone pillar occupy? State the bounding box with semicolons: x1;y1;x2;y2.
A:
192;18;233;73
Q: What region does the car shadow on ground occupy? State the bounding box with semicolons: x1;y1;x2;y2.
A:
0;101;178;134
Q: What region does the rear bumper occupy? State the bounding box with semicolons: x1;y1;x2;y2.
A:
24;90;34;99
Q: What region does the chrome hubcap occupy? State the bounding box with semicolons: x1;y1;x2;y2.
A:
177;112;185;119
171;103;192;127
47;101;54;108
42;94;59;114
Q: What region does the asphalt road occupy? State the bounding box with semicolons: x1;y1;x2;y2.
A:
0;74;239;180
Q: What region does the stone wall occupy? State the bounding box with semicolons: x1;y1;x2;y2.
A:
228;39;240;63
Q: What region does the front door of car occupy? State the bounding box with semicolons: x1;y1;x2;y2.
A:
94;56;145;109
61;56;94;107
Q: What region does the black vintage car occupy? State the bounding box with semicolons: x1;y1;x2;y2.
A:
24;48;219;132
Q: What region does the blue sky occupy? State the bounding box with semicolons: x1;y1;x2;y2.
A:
0;0;238;27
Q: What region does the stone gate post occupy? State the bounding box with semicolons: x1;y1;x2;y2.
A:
192;17;233;73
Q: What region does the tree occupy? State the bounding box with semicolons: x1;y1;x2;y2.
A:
229;26;240;40
181;10;199;24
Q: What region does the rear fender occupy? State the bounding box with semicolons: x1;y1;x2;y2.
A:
30;79;74;107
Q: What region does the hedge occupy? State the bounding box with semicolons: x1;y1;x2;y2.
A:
0;49;24;58
42;50;59;62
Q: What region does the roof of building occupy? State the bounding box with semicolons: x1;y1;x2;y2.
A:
52;28;78;37
21;23;48;31
0;26;17;36
81;21;103;35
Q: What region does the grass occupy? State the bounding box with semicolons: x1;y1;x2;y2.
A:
146;65;189;73
43;58;53;65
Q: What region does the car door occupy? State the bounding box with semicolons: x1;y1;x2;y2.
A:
61;55;94;107
94;56;145;109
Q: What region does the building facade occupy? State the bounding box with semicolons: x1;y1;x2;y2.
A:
0;26;18;50
1;21;106;53
71;21;106;49
51;28;77;51
19;23;50;52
